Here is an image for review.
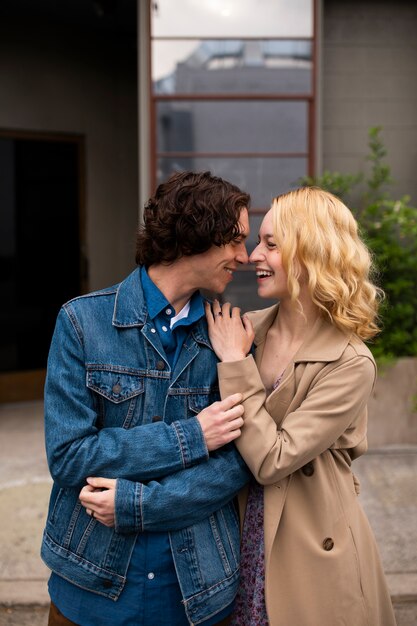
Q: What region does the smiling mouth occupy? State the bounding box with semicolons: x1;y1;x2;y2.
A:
256;269;273;278
225;267;234;275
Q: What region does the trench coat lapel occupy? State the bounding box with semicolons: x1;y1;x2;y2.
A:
246;305;355;569
248;305;352;429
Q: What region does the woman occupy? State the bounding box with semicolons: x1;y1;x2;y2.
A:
205;187;396;626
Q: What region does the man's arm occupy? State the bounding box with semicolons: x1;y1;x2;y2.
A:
115;443;251;533
46;307;242;487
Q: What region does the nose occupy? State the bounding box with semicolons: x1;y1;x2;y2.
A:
249;243;263;264
235;242;249;265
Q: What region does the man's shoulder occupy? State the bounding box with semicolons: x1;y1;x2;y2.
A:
62;268;141;313
62;284;119;313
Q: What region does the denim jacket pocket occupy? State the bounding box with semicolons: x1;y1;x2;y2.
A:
86;366;145;429
187;387;220;416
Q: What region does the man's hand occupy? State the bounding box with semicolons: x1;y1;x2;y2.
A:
79;477;116;527
197;393;244;451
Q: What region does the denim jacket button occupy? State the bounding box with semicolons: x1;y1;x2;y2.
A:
156;360;165;370
102;579;113;588
112;383;122;394
152;415;163;422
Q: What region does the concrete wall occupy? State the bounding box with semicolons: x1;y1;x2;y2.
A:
322;0;417;204
368;358;417;447
0;18;138;291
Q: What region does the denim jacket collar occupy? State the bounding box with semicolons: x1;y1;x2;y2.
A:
112;268;148;328
112;267;212;349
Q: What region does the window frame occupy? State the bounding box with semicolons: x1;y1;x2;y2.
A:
147;0;318;213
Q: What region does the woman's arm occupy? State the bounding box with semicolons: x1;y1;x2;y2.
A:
217;353;375;485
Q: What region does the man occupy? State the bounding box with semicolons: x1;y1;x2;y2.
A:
42;171;251;626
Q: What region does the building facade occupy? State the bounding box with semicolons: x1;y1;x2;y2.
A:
0;0;416;400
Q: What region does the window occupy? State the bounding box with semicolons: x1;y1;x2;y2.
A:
150;0;316;309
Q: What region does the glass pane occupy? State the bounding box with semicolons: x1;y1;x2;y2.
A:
152;0;313;38
220;213;278;311
156;156;308;208
153;39;312;94
222;266;277;312
156;101;308;153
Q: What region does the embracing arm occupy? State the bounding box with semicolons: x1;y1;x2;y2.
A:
113;443;251;533
217;353;375;485
79;443;250;531
79;444;250;532
46;307;242;488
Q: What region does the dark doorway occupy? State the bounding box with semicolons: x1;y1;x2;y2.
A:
0;131;86;401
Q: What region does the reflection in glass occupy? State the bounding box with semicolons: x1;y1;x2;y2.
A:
153;40;312;94
157;100;308;153
157;157;308;209
152;0;313;39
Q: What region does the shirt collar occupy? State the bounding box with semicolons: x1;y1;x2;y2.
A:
140;266;171;320
172;292;205;329
140;266;205;327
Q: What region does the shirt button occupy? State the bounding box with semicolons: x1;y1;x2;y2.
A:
147;572;155;580
162;325;168;332
156;360;165;370
150;328;156;333
166;308;172;315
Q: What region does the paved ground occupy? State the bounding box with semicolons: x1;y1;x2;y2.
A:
0;401;416;625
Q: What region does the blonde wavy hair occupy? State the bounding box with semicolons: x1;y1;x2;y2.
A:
271;186;383;340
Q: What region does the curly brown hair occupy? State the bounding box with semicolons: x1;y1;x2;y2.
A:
135;171;250;266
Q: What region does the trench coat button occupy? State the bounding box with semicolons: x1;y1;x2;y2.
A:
112;383;122;394
323;537;334;551
152;415;163;422
301;462;314;476
102;579;112;588
156;360;165;370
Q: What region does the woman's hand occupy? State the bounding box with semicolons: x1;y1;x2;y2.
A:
79;477;116;527
205;300;255;362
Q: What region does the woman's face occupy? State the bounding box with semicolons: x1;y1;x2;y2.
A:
249;210;289;300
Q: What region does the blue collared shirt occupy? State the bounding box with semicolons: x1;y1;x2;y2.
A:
140;265;205;369
49;268;233;625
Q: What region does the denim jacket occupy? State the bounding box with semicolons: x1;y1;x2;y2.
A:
41;268;250;625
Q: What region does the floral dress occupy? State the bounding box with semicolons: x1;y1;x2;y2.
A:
230;480;269;625
231;373;284;626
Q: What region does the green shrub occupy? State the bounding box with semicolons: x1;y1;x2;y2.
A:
300;127;417;359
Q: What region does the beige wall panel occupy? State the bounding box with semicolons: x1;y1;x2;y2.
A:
322;0;417;203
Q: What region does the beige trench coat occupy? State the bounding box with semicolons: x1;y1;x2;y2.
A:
218;305;396;626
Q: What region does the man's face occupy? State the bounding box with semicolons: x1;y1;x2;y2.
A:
191;208;250;294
